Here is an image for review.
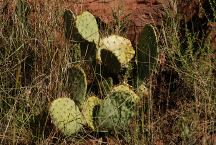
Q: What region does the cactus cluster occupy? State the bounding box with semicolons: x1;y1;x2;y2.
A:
49;11;158;136
64;10;135;73
49;67;139;135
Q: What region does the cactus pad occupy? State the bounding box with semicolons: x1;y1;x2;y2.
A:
63;10;75;39
49;97;85;136
137;24;158;83
81;96;102;130
64;66;87;106
98;35;135;73
75;11;100;44
97;84;139;131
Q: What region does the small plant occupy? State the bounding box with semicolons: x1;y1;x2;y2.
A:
15;0;30;25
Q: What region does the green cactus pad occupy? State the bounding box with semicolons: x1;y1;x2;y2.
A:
97;84;139;131
98;35;135;73
49;97;85;136
81;96;102;130
75;11;100;44
137;24;158;83
63;9;75;39
65;66;87;106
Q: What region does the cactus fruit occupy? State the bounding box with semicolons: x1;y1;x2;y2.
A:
81;96;102;130
137;24;158;84
98;35;135;73
75;11;100;44
64;66;87;107
64;10;75;39
96;84;139;131
49;97;85;136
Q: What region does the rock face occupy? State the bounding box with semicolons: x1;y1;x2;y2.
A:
64;0;175;43
2;0;208;44
63;0;206;44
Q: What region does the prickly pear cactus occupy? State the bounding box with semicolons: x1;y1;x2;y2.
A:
75;11;100;44
137;24;158;85
64;9;75;39
96;84;139;131
49;97;85;136
64;66;87;107
98;35;135;73
81;96;102;130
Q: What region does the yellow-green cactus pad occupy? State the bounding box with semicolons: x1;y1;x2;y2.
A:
81;96;102;130
98;35;135;66
75;11;100;44
98;35;135;73
111;84;140;103
49;97;85;136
